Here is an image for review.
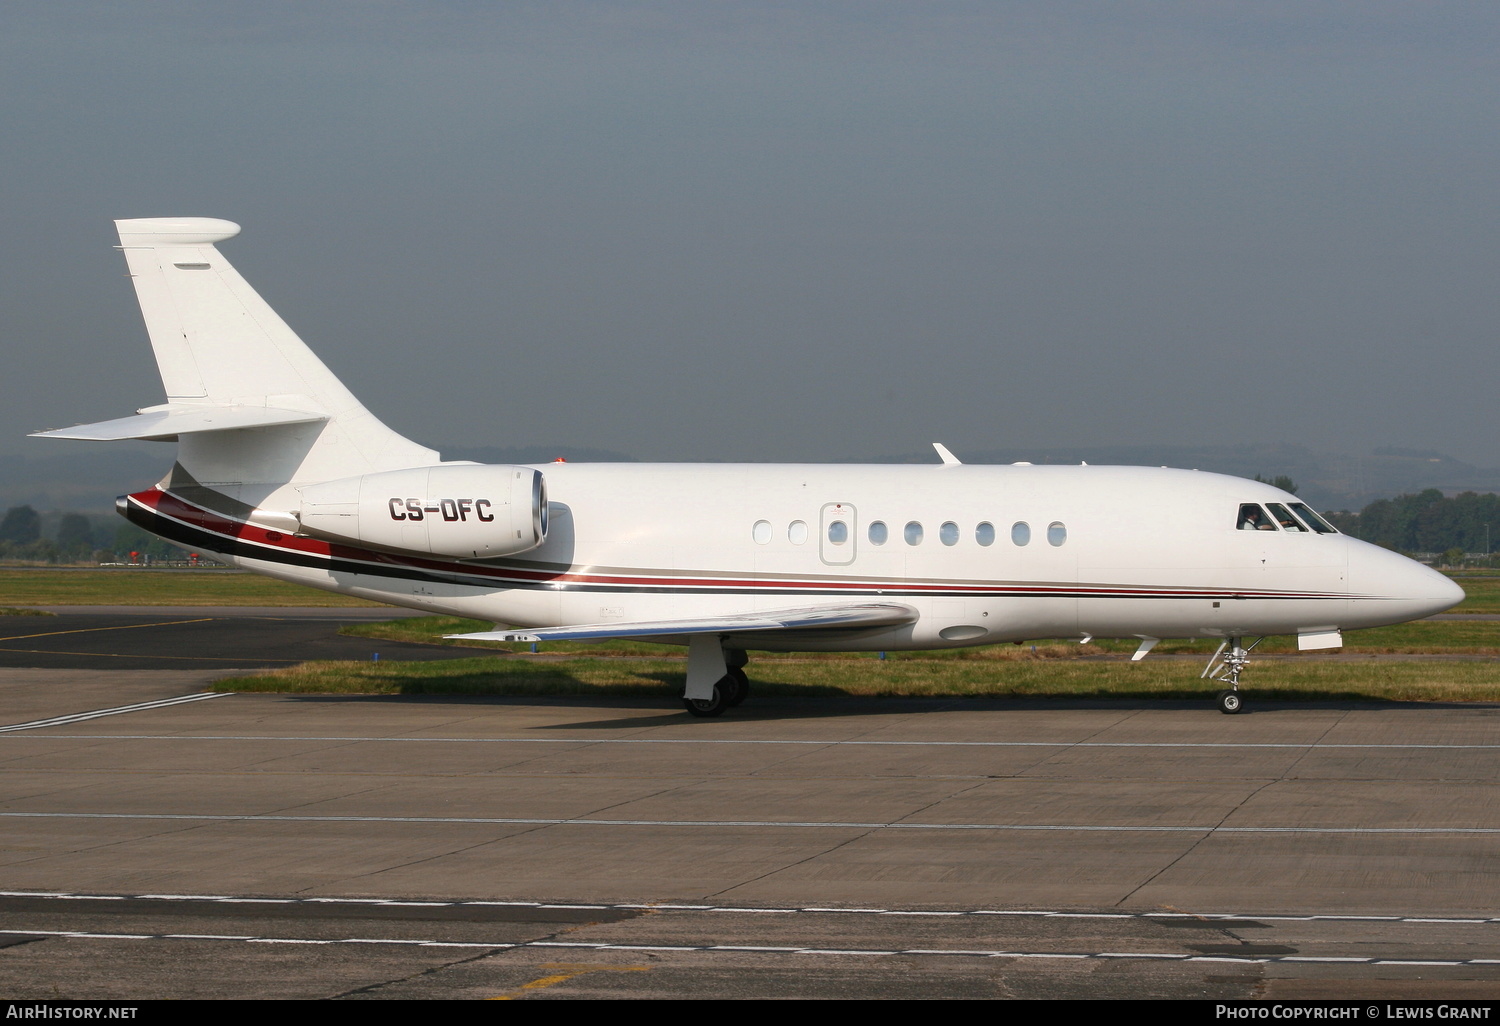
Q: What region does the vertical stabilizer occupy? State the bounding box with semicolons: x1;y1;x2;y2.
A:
111;218;440;496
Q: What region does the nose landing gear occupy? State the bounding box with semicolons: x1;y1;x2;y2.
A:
1202;636;1262;714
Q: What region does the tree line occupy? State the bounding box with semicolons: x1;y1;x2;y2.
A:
1324;489;1500;562
0;505;186;563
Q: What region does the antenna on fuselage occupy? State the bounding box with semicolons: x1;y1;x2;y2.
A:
932;443;962;465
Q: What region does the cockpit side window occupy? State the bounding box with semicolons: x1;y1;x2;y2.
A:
1266;503;1307;532
1289;502;1339;534
1237;503;1277;531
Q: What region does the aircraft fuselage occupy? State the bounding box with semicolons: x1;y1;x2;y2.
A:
125;461;1460;652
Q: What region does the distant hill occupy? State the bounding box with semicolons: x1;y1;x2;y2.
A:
4;442;1496;517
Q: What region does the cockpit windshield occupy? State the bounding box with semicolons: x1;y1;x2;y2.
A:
1236;501;1340;534
1288;502;1338;534
1266;503;1306;532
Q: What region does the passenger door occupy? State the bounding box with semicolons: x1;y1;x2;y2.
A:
819;502;856;566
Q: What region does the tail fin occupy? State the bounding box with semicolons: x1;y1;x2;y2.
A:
36;218;440;501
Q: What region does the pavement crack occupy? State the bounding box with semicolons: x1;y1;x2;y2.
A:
703;777;993;901
326;944;511;1000
326;913;623;999
1280;707;1350;777
1014;706;1144;776
1114;775;1284;908
262;785;388;816
0;817;230;868
1110;715;1346;909
335;826;555;885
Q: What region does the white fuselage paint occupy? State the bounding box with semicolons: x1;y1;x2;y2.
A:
204;462;1459;651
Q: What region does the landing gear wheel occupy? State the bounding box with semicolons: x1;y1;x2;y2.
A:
1217;690;1243;715
724;667;749;707
683;678;731;718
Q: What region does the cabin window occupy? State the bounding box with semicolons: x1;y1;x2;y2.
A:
789;520;808;545
904;521;924;545
868;521;888;545
940;521;959;546
1048;522;1067;546
1237;504;1277;531
827;520;849;545
752;520;772;544
1266;503;1306;532
1011;522;1030;546
975;522;995;546
1289;502;1339;534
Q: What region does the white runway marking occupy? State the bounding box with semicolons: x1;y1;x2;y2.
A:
5;732;1499;750
2;811;1496;834
0;927;1493;966
5;890;1496;925
0;693;231;733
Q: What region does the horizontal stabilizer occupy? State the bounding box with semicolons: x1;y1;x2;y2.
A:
448;602;919;644
32;404;328;442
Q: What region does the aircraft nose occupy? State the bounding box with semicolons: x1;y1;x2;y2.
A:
1431;569;1467;612
1347;540;1466;625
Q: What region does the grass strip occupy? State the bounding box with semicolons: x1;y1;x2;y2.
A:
0;569;388;607
1447;574;1500;613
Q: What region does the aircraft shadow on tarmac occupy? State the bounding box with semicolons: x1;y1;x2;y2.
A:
256;690;1457;730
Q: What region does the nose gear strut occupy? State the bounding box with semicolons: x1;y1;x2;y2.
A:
1201;636;1263;714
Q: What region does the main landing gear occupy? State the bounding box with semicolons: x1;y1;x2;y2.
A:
1201;636;1263;715
682;641;750;718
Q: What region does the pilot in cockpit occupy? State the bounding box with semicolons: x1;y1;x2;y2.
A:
1238;505;1274;531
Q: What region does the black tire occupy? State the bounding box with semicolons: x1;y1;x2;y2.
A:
724;667;749;707
1217;690;1243;715
683;680;729;718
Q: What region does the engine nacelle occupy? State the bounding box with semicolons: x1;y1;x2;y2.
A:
296;464;547;559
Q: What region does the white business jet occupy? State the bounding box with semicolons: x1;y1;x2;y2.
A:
35;218;1463;716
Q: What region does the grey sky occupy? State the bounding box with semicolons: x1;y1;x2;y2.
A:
4;2;1497;467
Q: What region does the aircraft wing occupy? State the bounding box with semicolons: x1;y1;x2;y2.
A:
447;602;918;644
